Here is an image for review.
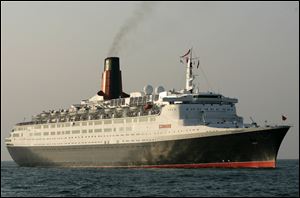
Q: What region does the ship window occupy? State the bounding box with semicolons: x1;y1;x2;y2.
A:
34;125;41;129
126;118;132;123
65;123;70;127
44;132;49;136
73;122;80;126
95;121;102;125
51;132;55;135
34;132;41;136
82;130;87;133
104;128;112;132
72;130;80;134
66;131;70;134
57;124;60;128
150;117;156;122
139;117;148;122
119;127;124;132
57;131;61;135
114;119;124;124
94;129;102;133
43;125;49;129
126;127;132;131
82;122;87;126
13;134;19;137
133;118;138;123
89;122;93;126
89;129;93;133
50;124;55;128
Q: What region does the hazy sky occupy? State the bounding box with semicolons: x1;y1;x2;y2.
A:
1;1;299;160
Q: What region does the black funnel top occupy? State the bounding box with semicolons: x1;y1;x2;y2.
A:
104;57;120;71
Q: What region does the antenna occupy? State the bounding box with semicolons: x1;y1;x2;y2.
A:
192;49;214;93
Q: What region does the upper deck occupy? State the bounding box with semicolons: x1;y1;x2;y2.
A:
162;92;238;105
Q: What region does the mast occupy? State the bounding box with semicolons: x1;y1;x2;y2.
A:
185;48;194;93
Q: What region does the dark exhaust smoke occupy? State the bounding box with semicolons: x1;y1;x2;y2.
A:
108;2;157;56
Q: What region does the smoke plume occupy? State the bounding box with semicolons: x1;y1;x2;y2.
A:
108;2;157;56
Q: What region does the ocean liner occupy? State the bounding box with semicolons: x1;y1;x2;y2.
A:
5;49;290;168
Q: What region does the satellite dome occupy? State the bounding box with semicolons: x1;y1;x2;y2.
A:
143;85;153;95
155;86;165;94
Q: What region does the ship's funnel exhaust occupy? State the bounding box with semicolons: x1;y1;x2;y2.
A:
97;57;129;100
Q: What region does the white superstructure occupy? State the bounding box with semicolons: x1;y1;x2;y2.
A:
5;49;250;148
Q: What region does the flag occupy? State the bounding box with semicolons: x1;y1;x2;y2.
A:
180;49;191;58
282;115;287;121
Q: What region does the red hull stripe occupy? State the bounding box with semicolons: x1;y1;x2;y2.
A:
89;160;276;169
140;160;275;168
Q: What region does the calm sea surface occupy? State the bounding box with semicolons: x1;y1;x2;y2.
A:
1;160;299;197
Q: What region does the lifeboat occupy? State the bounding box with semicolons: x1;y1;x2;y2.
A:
144;103;153;110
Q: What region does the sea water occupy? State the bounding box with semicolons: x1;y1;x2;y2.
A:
1;160;298;197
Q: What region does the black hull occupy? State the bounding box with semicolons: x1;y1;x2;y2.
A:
7;126;289;168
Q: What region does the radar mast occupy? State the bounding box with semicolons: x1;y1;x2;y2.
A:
180;48;199;93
